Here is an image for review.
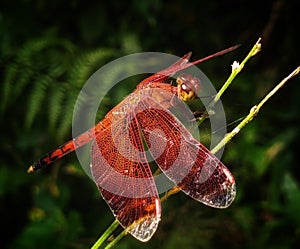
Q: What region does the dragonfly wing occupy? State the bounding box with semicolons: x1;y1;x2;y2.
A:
138;52;192;88
136;103;236;208
91;112;161;242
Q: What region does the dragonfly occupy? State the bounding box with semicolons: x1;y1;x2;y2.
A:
28;46;237;242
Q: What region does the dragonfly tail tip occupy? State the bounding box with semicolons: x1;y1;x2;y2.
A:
27;165;34;173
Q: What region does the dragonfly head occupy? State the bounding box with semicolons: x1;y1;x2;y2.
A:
176;73;201;101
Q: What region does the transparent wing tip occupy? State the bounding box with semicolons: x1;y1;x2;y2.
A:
202;181;236;209
127;214;160;242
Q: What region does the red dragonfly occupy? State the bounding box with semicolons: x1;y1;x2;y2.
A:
28;47;237;242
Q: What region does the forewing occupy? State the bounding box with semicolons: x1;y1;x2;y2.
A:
138;52;192;88
91;112;161;242
136;103;236;208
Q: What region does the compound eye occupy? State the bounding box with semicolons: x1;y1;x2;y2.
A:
176;73;201;101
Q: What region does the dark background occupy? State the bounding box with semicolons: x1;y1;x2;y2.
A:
1;0;299;248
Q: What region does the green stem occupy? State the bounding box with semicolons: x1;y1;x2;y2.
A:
197;38;261;126
91;219;119;249
210;38;261;107
211;66;300;155
104;230;127;249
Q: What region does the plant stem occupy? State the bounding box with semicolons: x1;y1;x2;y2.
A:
104;230;127;249
197;38;261;126
210;37;261;107
211;66;300;155
91;219;119;249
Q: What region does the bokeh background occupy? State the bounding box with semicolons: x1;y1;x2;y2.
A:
1;0;299;248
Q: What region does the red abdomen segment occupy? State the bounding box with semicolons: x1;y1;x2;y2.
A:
28;120;111;173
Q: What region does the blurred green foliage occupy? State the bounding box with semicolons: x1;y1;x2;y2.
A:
0;0;299;248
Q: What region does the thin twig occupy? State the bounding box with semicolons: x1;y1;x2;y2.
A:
210;38;261;107
104;229;127;249
211;66;300;155
197;38;261;125
91;219;119;249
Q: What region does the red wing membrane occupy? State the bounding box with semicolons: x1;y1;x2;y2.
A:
136;100;236;208
91;112;160;242
138;52;192;88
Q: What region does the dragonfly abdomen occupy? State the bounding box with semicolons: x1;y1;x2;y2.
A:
28;122;108;173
